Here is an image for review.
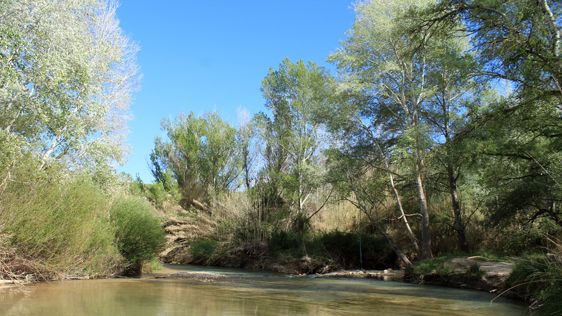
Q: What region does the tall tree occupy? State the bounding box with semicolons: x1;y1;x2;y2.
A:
421;29;487;251
258;59;334;221
0;0;138;179
416;0;562;228
330;0;437;259
417;0;561;105
151;112;241;212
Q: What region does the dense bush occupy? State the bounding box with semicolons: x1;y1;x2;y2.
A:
269;230;302;254
110;196;165;275
508;251;562;316
0;173;122;278
190;239;219;264
313;231;396;269
267;229;395;269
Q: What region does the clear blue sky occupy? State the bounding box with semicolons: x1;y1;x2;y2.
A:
116;1;356;182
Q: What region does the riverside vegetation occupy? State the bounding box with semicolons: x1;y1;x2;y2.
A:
138;0;562;314
1;0;561;315
0;0;164;280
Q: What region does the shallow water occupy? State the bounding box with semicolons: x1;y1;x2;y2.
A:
0;264;524;315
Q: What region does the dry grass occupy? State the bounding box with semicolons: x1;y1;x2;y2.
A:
310;200;359;232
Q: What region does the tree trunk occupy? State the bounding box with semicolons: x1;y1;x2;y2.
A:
373;140;420;254
388;172;420;253
411;90;432;259
447;164;469;252
375;223;412;268
242;142;252;190
415;161;432;259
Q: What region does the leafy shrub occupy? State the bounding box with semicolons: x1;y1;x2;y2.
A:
147;182;168;208
269;230;302;254
0;173;122;277
314;231;395;269
508;252;562;315
110;196;165;275
268;229;395;269
483;220;562;256
190;239;219;264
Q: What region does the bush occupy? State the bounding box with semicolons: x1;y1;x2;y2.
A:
190;239;219;264
0;173;122;278
110;196;165;275
508;253;562;315
269;230;302;254
314;231;395;269
147;182;168;208
268;229;395;269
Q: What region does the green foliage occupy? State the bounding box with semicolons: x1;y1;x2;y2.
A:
420;0;561;101
0;0;138;173
0;1;144;280
146;182;169;208
0;169;121;276
508;253;562;315
412;256;484;278
314;231;395;269
268;229;395;269
151;112;241;209
190;239;219;264
483;220;562;256
110;196;165;273
413;257;452;275
257;59;334;216
269;230;302;254
130;176;179;209
414;0;562;240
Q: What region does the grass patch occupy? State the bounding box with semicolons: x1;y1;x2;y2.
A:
413;256;452;275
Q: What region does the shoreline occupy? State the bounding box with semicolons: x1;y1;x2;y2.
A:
0;258;521;302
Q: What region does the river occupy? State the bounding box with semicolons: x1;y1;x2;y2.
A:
0;264;524;315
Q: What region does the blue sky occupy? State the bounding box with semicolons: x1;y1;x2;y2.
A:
116;1;356;181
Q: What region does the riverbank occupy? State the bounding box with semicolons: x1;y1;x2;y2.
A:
407;256;515;293
156;255;515;295
159;217;519;294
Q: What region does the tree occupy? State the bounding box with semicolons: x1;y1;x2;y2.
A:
416;0;561;105
257;59;334;223
415;0;562;229
237;110;257;190
151;112;241;212
0;0;138;180
421;29;487;252
330;0;437;259
325;145;415;267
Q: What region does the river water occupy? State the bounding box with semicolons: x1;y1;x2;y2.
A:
0;264;524;315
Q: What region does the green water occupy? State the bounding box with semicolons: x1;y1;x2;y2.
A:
0;265;524;315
